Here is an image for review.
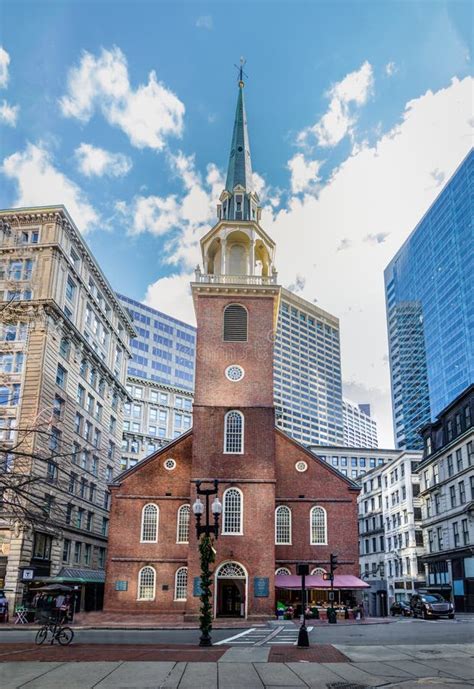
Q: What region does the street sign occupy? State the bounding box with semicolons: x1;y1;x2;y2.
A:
254;577;269;597
328;591;335;601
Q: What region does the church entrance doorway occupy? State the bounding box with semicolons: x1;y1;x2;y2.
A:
215;562;247;618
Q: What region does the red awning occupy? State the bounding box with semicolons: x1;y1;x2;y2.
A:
275;574;370;590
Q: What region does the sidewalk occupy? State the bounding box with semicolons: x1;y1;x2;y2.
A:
0;643;473;688
0;613;394;630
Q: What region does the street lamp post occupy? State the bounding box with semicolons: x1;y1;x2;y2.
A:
192;480;222;647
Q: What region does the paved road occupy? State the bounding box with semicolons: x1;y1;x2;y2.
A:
0;616;472;646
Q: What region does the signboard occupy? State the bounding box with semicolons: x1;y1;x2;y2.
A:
254;577;269;598
115;580;128;591
21;568;34;581
193;577;202;597
328;591;335;601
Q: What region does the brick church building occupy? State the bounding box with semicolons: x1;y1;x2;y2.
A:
104;75;361;621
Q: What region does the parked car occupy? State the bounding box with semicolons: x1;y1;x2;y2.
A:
410;593;454;619
390;600;411;616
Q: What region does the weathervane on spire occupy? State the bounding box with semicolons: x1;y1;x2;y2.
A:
234;57;248;87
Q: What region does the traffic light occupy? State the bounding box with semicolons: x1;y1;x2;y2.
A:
323;572;333;581
330;553;338;575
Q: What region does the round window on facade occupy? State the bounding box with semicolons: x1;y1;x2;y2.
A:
295;461;308;473
164;458;177;471
225;365;245;382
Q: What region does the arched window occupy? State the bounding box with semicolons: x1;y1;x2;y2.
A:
141;504;158;543
137;566;156;600
275;567;291;576
224;410;244;454
310;506;327;545
229;244;246;274
176;504;190;544
174;567;188;601
223;488;243;534
223;304;248;342
311;567;326;576
275;506;292;545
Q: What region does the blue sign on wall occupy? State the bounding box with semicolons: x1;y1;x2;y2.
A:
115;580;128;591
193;577;202;597
254;577;269;597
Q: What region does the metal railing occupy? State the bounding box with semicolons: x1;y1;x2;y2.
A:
194;270;278;286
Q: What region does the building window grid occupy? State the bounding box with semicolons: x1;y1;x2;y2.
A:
138;566;156;600
224;410;244;454
140;503;158;543
222;488;243;534
174;567;188;601
275;505;291;545
176;504;190;543
310;506;327;545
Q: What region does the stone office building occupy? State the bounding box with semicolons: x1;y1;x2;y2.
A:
418;385;474;612
104;77;363;621
357;450;425;615
0;206;134;609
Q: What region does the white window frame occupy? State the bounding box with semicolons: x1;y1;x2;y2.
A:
174;566;188;601
311;567;326;576
310;506;327;545
275;506;292;545
176;504;190;544
137;566;156;600
222;487;243;535
140;503;159;543
223;410;244;454
275;567;291;575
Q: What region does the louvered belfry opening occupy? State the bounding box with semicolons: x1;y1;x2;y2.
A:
223;304;248;341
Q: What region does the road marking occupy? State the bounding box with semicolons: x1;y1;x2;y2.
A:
214;628;254;645
255;626;283;646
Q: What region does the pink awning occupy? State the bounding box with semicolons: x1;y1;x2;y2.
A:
275;574;370;590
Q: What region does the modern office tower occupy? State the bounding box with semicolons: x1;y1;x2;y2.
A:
0;206;134;609
385;150;474;450
274;288;344;446
116;294;195;471
357;450;424;615
310;445;400;483
343;399;379;448
418;385;473;612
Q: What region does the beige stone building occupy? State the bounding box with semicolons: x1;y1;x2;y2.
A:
0;205;135;611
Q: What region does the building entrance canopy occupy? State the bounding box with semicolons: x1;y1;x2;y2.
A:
275;575;370;590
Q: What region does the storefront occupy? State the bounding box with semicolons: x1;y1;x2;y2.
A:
275;574;370;612
22;567;105;614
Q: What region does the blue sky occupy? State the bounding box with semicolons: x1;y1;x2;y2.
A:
0;1;472;445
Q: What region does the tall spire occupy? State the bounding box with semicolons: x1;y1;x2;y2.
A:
225;59;253;194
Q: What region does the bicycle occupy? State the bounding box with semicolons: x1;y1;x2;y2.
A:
35;615;74;646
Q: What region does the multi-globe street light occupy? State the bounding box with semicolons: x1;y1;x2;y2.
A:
192;480;222;647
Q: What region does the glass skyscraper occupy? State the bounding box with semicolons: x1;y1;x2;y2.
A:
117;293;196;391
384;149;473;450
116;294;196;471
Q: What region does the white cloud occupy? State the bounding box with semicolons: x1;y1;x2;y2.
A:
0;46;10;88
267;76;473;446
2;143;99;233
138;76;472;446
117;151;224;269
196;15;213;30
0;100;19;126
60;47;184;151
145;272;196;325
287;153;322;194
0;46;19;126
74;143;132;177
298;61;374;148
385;61;398;77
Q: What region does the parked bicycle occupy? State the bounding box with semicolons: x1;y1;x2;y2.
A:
35;614;74;646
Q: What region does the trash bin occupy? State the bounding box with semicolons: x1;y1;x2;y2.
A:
327;606;337;624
